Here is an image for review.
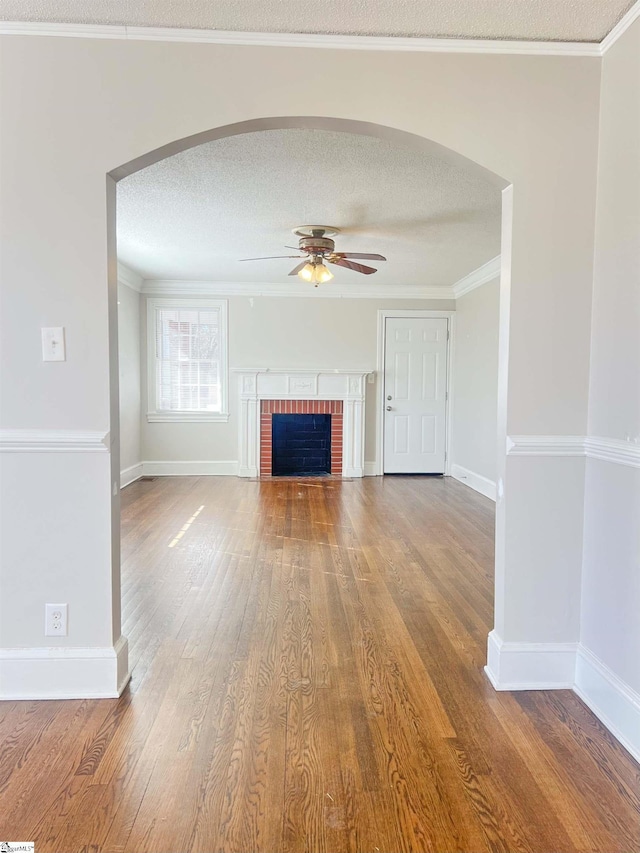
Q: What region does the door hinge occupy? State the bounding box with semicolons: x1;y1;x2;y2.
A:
445;391;448;401
447;329;450;341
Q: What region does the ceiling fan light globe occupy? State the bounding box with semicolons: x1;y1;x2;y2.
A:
298;262;315;282
315;264;333;283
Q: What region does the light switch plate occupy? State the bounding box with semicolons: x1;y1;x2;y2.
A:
42;327;66;361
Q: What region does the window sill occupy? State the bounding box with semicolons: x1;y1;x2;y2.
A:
147;412;230;423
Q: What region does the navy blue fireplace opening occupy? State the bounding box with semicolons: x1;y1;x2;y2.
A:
272;414;332;476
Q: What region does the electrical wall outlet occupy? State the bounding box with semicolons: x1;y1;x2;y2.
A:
45;603;68;636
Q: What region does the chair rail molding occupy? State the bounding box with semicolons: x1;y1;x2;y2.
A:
0;429;110;452
506;435;586;456
584;436;640;468
506;435;640;467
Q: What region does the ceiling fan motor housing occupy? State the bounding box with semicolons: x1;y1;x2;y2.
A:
298;235;335;255
237;225;382;276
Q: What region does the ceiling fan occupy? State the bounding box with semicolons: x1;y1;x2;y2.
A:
239;226;386;285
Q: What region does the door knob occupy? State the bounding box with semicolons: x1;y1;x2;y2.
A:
386;405;392;411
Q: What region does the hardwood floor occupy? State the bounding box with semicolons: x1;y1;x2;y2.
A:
1;475;638;852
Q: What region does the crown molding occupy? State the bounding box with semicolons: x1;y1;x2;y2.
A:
0;20;604;57
117;262;143;292
136;259;500;301
452;255;501;298
600;0;640;54
140;279;455;300
0;429;110;452
0;21;128;39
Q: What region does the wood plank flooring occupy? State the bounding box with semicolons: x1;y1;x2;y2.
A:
1;475;638;852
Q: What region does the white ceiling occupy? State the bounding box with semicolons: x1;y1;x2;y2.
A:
0;0;635;42
116;129;502;288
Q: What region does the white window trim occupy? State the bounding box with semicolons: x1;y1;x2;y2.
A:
146;297;229;423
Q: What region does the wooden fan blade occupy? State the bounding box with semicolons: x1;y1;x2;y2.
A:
328;258;378;275
288;261;309;276
331;252;387;261
239;255;302;261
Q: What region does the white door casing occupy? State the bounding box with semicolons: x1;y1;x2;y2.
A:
383;317;449;474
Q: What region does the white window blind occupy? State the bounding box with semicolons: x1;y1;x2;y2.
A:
155;306;222;412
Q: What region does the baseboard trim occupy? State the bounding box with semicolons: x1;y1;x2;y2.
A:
485;630;577;690
238;465;258;478
142;460;239;476
121;462;144;488
343;466;364;478
451;463;496;500
574;644;640;764
364;461;379;477
0;635;130;700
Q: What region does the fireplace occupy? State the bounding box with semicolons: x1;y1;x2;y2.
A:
272;414;331;476
235;369;370;478
260;399;343;477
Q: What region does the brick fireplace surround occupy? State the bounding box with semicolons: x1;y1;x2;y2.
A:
260;399;344;476
234;369;370;478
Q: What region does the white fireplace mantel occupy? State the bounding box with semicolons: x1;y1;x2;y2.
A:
233;368;372;478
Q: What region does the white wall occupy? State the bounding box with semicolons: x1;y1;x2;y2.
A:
0;33;601;699
118;281;142;484
140;294;453;470
451;278;499;498
578;16;640;759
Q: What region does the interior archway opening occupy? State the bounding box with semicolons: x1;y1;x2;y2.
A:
107;113;511;707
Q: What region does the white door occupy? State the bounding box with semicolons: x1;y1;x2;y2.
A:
383;317;448;474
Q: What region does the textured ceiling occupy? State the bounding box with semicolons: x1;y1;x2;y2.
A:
0;0;635;41
116;129;501;288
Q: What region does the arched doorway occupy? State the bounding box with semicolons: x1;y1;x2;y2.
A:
107;115;512;689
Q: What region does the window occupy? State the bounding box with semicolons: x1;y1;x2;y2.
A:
147;298;228;422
